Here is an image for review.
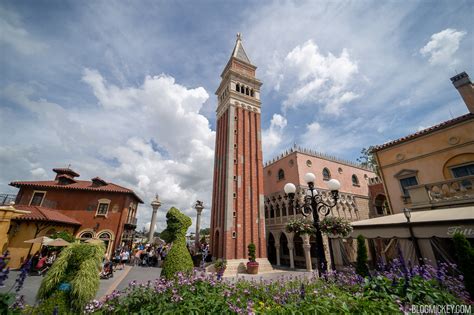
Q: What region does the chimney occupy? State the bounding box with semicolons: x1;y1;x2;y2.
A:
450;71;474;113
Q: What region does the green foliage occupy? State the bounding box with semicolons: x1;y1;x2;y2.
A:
356;235;369;277
453;232;474;299
37;243;105;311
161;207;193;279
85;267;466;314
320;216;353;237
247;243;256;262
50;231;75;243
214;259;226;270
25;291;72;315
199;228;210;236
0;293;16;315
356;146;378;174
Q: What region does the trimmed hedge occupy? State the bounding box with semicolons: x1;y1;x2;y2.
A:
453;232;474;299
161;207;193;279
356;235;369;277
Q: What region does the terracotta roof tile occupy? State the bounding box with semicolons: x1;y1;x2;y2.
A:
9;180;143;203
372;113;473;152
13;205;81;226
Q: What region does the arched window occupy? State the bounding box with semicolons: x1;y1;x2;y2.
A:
278;169;285;180
79;231;93;240
251;89;254;97
236;84;240;92
270;206;275;218
322;168;331;181
352;174;359;186
246;87;250;95
264;206;268;218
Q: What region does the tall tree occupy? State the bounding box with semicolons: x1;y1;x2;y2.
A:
357;146;378;175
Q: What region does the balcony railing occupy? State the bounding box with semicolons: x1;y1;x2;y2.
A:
124;217;137;228
0;194;16;206
407;175;474;209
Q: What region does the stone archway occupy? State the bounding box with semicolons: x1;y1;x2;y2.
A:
279;233;290;267
267;232;277;265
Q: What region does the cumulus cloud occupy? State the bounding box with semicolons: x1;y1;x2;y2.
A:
420;28;467;65
262;114;287;157
1;70;215;233
269;40;360;115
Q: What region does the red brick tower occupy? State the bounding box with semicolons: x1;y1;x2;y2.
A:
210;34;271;272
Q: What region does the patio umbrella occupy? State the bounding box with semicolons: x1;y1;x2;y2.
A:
24;236;53;245
46;238;70;247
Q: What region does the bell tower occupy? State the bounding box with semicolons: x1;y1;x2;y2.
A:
210;34;272;273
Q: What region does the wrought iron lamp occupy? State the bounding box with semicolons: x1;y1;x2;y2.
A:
284;172;341;275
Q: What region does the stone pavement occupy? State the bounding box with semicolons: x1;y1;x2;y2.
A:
0;267;132;306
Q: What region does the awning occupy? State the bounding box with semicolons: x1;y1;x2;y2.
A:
347;206;474;239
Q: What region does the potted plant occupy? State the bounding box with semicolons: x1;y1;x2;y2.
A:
320;216;353;237
214;259;227;280
246;243;259;274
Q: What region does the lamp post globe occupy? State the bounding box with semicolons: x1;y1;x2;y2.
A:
326;179;341;191
304;172;316;184
284;183;297;195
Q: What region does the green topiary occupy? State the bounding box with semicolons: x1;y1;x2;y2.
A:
453;232;474;299
37;243;104;312
248;243;256;262
161;207;194;279
356;235;369;277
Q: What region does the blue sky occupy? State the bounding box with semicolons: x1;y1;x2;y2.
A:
1;1;472;232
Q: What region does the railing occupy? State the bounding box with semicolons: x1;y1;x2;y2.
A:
368;177;382;185
407;175;474;208
0;194;16;206
125;217;137;226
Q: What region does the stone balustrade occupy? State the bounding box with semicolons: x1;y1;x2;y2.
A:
407;175;474;209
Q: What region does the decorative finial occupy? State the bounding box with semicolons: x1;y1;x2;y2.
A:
236;33;242;41
67;164;71;169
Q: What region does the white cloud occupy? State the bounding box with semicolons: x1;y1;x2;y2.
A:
0;7;47;55
270;40;359;115
1;70;215;233
262;114;287;157
420;28;467;65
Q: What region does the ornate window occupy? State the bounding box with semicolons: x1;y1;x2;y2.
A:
306;160;312;167
96;198;111;216
278;169;285;180
236;84;240;93
338;167;343;174
322;168;331;181
352;175;359;186
79;231;94;240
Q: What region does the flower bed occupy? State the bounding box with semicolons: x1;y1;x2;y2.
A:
84;261;471;314
320;216;353;237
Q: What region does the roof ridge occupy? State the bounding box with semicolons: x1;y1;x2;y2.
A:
373;112;473;152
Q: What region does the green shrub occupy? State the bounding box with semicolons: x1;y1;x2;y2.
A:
25;291;72;315
50;231;76;243
453;232;474;299
37;243;105;311
356;235;369;277
248;243;256;262
161;207;193;279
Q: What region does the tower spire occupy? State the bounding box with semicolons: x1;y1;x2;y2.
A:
231;32;251;64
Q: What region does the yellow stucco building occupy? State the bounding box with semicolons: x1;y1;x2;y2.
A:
0;204;80;268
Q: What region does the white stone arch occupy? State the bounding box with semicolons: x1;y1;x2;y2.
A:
76;229;96;239
97;229;115;257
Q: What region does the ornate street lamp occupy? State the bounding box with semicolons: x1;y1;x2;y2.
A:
284;172;341;275
403;207;424;265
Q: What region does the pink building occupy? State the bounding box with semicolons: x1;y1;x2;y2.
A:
263;146;376;270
